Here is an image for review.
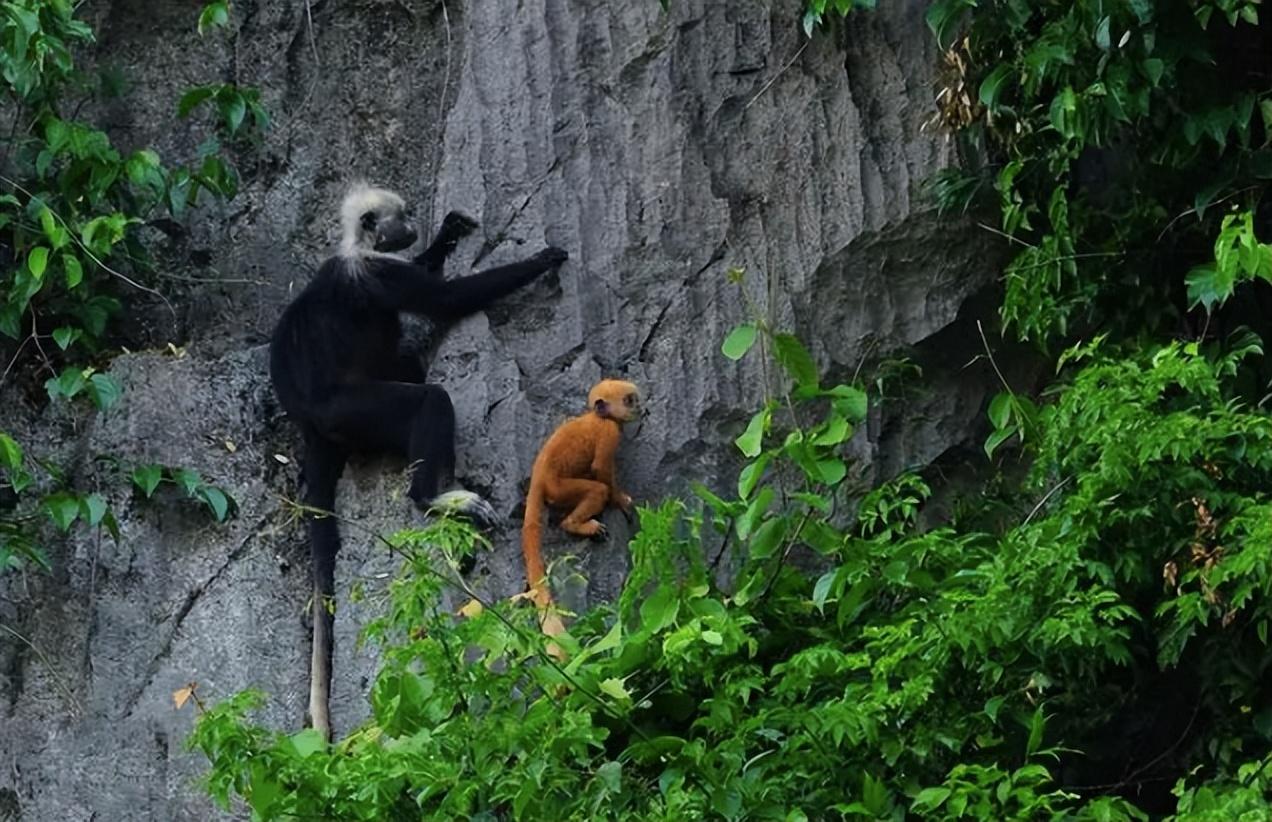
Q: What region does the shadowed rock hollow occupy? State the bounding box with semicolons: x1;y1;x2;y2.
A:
0;0;1003;818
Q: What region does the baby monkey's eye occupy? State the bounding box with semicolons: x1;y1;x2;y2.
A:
624;394;636;405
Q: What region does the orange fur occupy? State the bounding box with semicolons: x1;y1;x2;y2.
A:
522;379;641;629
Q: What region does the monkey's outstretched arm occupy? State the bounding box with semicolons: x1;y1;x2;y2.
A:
374;247;567;318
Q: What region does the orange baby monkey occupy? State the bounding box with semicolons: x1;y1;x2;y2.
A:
521;379;642;629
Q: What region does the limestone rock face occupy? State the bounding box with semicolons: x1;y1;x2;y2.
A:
0;1;1000;818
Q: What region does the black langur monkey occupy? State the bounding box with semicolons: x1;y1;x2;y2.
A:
270;183;568;738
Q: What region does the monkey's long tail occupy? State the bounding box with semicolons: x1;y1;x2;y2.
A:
520;477;548;598
308;489;339;742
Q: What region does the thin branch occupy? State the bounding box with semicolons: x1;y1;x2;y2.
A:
1156;185;1260;243
745;41;809;111
1022;475;1071;526
975;319;1012;393
0;622;84;717
304;0;320;66
976;221;1035;248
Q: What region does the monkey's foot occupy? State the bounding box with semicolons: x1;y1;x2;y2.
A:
562;518;607;539
426;490;499;530
537;603;569;662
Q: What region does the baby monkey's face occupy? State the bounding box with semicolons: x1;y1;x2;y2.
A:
589;379;642;423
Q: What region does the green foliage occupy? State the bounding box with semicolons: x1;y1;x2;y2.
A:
0;0;260;358
927;0;1272;342
0;1;253;573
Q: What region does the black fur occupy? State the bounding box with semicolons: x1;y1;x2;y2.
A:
270;193;567;734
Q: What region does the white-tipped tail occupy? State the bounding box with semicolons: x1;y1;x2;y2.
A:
428;489;499;529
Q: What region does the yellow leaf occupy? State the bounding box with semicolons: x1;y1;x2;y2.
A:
456;598;484;619
172;683;196;709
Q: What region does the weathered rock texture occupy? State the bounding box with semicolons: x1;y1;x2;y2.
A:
0;0;1002;818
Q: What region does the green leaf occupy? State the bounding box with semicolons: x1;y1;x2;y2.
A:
63;254;82;289
197;1;230;35
749;515;788;560
46;367;87;401
51;326;77;350
599;677;632;700
987;392;1012;429
178;87;217;118
88;373;122;411
700;629;723;645
1141;58;1164;86
197;486;231;522
640;585;680;633
737;452;770;499
815;458;846;485
131;464;164;497
219;92;247;134
721;324;758;360
27;246;48;279
828;384;868;422
287;728;326;758
736;486;774;541
983;425;1017;459
44;493;81;532
978;64;1013;109
1185;263;1229;312
926;0;973;49
0;433;23;473
80;493;108;527
735;408;769;458
1025;706;1045;756
812;414;851;446
773;333;819;388
596;760;622;794
912;787;951;812
812;569;837;611
172;468;201;495
1094;15;1111;50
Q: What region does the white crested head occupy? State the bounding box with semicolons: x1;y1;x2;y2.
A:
339;182;407;258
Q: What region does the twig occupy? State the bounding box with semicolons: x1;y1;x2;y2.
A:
1022;476;1071;526
304;0;320;66
976;221;1034;248
0;333;34;388
0;622;84;717
438;0;453;129
1156;185;1260;243
975;319;1012;393
745;41;809;111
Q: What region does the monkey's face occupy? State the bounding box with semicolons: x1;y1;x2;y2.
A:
590;379;642;423
362;207;418;253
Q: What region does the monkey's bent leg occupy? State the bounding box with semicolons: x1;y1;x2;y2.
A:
550;478;611;537
312;384;491;535
311;382;448;503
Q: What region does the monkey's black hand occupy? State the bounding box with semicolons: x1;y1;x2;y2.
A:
534;246;569;267
441;211;479;239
